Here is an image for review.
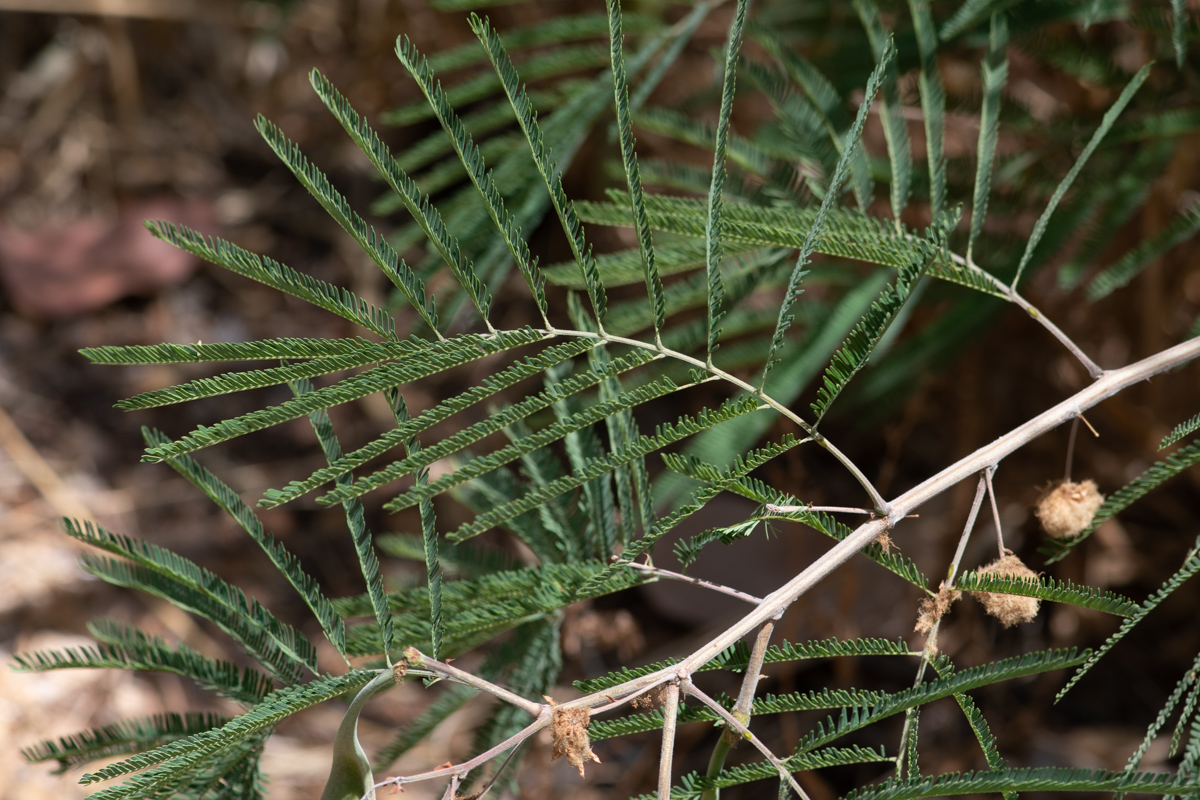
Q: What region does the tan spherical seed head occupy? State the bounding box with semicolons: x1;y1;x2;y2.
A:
971;553;1041;628
1035;479;1104;538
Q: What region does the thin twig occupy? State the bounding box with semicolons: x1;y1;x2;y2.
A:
683;680;810;800
764;504;874;515
1064;417;1079;482
983;466;1004;557
658;682;681;800
1079;412;1099;437
947;249;1104;378
402;648;543;716
897;472;989;776
474;741;525;799
626;560;763;605
950;474;990;581
731;622;776;727
372;714;550;793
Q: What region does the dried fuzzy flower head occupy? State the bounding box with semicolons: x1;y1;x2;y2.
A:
1035;479;1103;538
970;553;1040;628
915;583;961;636
549;702;600;777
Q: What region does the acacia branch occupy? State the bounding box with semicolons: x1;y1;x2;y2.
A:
374;336;1200;792
554;335;1200;710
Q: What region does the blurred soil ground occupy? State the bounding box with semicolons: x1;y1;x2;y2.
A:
1;2;1200;799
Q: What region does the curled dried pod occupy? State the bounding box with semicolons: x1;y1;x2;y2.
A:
1035;479;1103;538
970;553;1040;628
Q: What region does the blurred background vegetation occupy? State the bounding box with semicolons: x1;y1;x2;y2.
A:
1;0;1200;798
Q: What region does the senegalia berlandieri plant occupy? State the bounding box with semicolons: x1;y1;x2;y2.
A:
12;1;1200;799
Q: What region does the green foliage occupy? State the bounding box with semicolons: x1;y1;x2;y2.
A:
18;1;1200;798
21;712;228;776
953;570;1139;617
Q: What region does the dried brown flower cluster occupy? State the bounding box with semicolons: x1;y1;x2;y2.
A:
970;553;1040;627
914;583;962;636
547;700;600;777
1035;479;1104;538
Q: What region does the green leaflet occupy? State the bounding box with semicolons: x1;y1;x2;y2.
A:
139;328;545;463
65;519;318;684
752;28;874;210
390;391;444;660
1086;203;1200;299
20;712;228;775
470;13;609;329
606;0;666;341
793;649;1088;756
842;767;1200;800
810;234;936;423
577;194;1004;298
953;571;1138;617
1163;414;1200;450
143;426;346;658
256;115;448;333
627;746;891;799
116;343;425;411
339;560;644;658
967;10;1006;266
1011;62;1152;289
379;45;547;324
701;0;750;363
589;688;883;740
319;348;662;507
575;636;911;693
80;671;378;798
144;222;397;339
260;337;596;507
930;658;1012;795
384;41;611;126
14;617;271;707
855;0;911;228
82;337;397;366
294;381;393;660
1059;531;1200;702
908;0;947;220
